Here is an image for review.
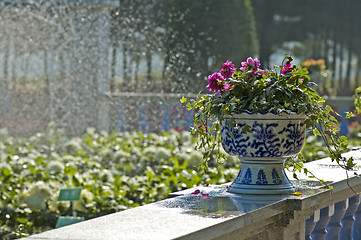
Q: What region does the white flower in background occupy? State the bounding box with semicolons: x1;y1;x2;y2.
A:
154;147;171;161
74;189;95;212
21;182;52;210
47;161;65;174
188;152;203;168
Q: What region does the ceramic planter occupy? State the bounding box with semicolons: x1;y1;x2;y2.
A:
221;112;307;194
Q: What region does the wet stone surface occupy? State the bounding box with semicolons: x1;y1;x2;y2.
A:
163;180;330;220
158;190;289;219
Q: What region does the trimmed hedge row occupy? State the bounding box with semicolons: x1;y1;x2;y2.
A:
0;126;239;239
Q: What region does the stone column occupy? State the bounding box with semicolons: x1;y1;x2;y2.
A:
311;205;334;239
63;0;118;134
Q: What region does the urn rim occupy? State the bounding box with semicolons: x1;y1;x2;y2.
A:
223;110;307;120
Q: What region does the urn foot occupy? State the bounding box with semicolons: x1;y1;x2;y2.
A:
227;158;294;195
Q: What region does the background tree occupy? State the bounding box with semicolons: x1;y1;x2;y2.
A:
164;0;258;93
110;0;167;92
109;0;361;96
252;0;361;97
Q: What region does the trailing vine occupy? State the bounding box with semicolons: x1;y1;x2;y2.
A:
182;55;359;188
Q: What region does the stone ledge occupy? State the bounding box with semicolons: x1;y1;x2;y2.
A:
24;150;361;240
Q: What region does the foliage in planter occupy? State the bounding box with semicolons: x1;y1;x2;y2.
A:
182;55;357;180
0;126;239;239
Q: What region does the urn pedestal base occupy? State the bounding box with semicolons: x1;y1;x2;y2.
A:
227;157;294;195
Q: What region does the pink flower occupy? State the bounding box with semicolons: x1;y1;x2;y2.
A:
223;82;231;90
281;61;293;75
207;72;229;93
191;189;209;196
220;60;236;79
192;189;200;195
240;57;261;73
240;61;248;72
201;192;209;197
259;69;269;76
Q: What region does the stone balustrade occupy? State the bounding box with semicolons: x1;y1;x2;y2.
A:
25;150;361;240
99;94;355;136
98;92;197;133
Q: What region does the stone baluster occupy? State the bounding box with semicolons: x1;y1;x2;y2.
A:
116;104;127;132
352;196;361;239
161;104;171;131
185;108;194;131
138;104;149;132
311;205;334;240
338;106;350;136
325;200;348;240
339;195;360;240
305;210;320;240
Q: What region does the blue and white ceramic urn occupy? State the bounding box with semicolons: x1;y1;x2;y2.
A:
221;112;306;194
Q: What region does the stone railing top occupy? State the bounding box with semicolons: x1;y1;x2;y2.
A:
324;96;354;106
99;92;200;104
288;149;361;183
24;187;294;240
0;0;119;7
55;0;119;6
24;150;361;240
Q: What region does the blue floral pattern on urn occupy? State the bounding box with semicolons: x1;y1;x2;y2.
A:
221;113;305;158
221;112;306;195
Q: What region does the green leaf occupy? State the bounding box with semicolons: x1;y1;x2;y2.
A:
16;218;28;224
241;125;252;134
180;96;187;103
345;112;354;119
325;105;333;113
313;128;321;137
3;168;11;176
